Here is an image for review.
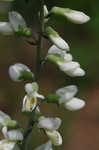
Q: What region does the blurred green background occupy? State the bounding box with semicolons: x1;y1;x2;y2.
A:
0;0;99;150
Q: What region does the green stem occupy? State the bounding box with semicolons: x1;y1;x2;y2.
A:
21;1;45;150
36;0;45;80
21;113;35;150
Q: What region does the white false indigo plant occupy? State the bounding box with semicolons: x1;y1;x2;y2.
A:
0;0;90;150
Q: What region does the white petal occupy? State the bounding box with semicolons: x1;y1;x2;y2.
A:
50;36;69;51
67;67;85;77
0;140;16;150
63;53;73;62
9;11;26;32
25;82;39;94
58;61;80;72
48;45;65;55
34;141;52;150
25;83;44;99
22;95;37;112
46;130;62;146
44;5;49;17
64;9;90;24
46;27;69;51
34;93;45;99
56;85;78;104
2;126;8;138
37;117;62;130
6;129;23;141
64;97;85;111
0;22;13;35
35;106;40;114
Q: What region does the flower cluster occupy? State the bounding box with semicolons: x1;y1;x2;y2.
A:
0;111;23;150
47;45;85;77
0;1;90;150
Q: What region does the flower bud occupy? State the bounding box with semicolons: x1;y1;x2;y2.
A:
50;7;90;24
64;9;90;24
45;27;70;51
44;5;49;17
48;45;72;62
9;11;26;32
45;130;62;146
8;11;32;37
64;97;85;111
8;63;34;82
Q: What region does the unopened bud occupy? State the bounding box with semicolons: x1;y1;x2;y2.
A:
8;63;34;82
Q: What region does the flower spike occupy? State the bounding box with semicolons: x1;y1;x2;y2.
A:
45;27;70;51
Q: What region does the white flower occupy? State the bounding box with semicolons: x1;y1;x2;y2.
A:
56;85;78;104
37;116;62;146
64;97;85;111
22;95;40;113
45;130;62;146
46;27;70;51
64;9;90;24
9;11;26;32
22;82;44;112
0;140;18;150
2;126;23;141
56;85;85;111
37;116;61;130
22;95;38;112
34;141;53;150
8;63;34;82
